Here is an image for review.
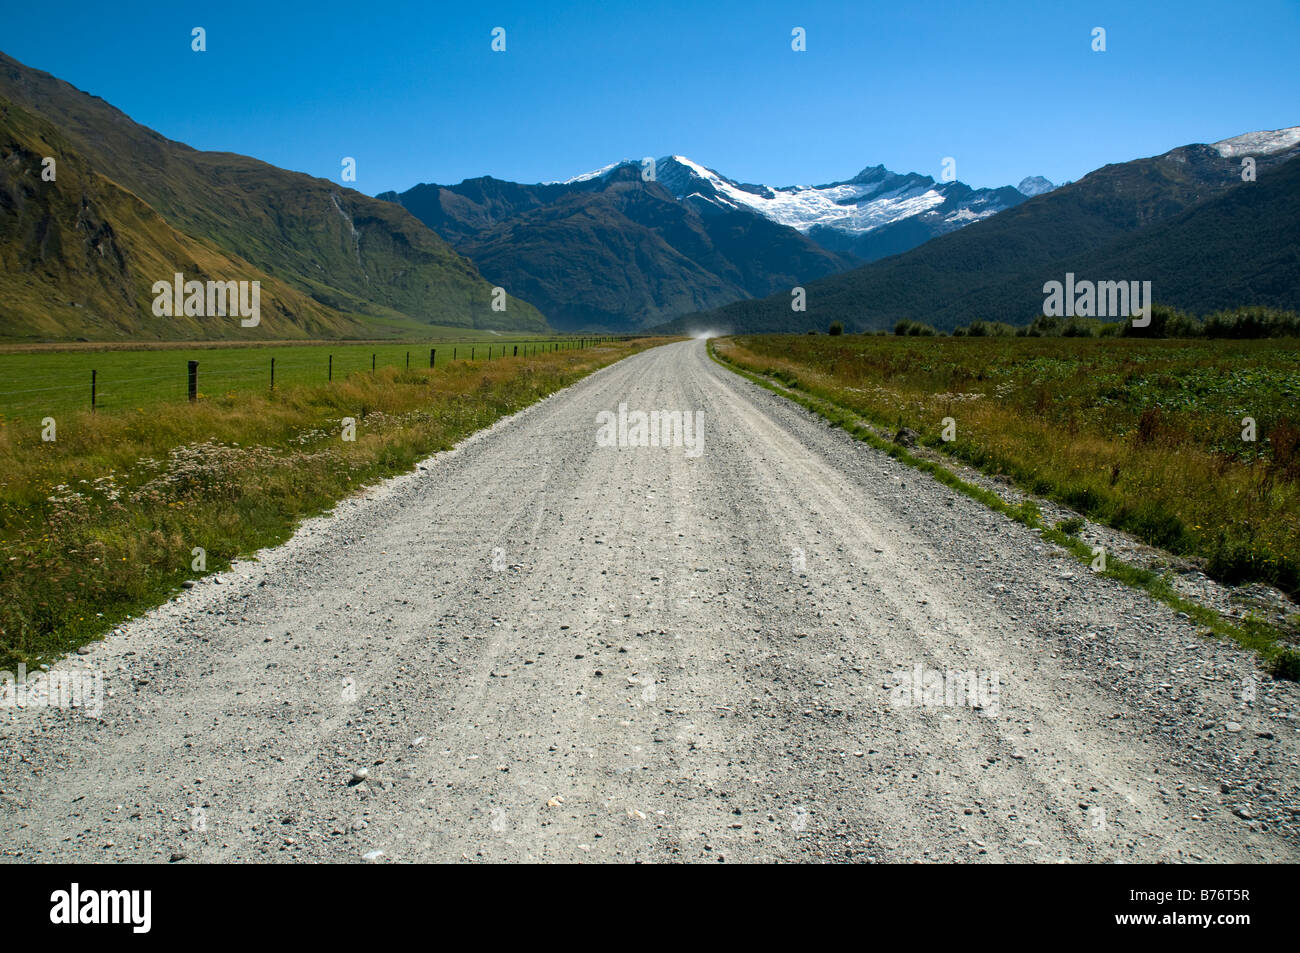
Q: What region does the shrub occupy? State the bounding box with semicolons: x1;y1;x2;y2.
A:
894;319;938;336
1056;516;1086;536
967;320;1018;337
1024;315;1060;337
1121;304;1201;338
1269;649;1300;682
1203;307;1300;339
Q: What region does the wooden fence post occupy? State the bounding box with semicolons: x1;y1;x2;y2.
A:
187;361;198;402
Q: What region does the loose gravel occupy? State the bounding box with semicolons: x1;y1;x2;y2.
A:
1;339;1296;863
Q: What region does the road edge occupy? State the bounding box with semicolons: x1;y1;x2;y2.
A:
706;338;1300;680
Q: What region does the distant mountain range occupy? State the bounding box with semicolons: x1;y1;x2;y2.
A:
660;127;1300;334
3;48;1293;343
378;156;1045;331
0;51;546;342
648;155;1044;261
378;165;850;331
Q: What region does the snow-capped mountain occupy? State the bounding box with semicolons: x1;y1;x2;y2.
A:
659;125;1300;336
1017;175;1056;196
380;162;855;331
381;153;1052;328
563;155;1040;262
552;161;625;184
1211;125;1300;158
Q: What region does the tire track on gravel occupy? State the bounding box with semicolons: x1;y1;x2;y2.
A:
2;340;1296;863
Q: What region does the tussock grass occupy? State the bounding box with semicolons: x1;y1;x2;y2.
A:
716;334;1300;596
710;337;1300;677
0;341;658;667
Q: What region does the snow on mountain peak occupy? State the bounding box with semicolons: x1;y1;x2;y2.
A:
543;160;637;185
1017;175;1056;197
653;155;958;235
563;161;623;183
545;153;1028;250
1211;126;1300;158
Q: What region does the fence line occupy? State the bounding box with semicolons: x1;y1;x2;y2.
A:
0;336;632;417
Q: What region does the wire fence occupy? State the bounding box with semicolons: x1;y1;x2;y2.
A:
0;337;630;418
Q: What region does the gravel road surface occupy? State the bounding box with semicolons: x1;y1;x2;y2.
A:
3;339;1297;863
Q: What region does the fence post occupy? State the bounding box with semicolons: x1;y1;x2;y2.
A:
187;360;198;402
472;347;475;361
406;351;410;369
91;369;96;412
513;345;517;356
454;347;457;361
372;353;376;376
271;357;275;391
430;348;436;369
329;354;332;381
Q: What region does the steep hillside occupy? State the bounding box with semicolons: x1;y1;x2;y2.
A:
387;165;854;330
664;129;1300;333
0;98;367;340
0;51;547;340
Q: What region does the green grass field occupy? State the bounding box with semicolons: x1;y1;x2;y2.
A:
0;335;610;419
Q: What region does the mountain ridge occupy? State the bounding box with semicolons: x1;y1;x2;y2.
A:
658;127;1300;334
378;153;1045;330
381;163;856;331
0;50;548;341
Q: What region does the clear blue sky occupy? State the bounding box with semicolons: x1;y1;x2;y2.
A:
4;0;1297;194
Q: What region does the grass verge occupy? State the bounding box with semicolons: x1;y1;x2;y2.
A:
715;335;1300;598
708;338;1300;680
0;340;662;668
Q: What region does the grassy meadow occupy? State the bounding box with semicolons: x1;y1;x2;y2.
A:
0;335;613;419
714;334;1300;603
0;337;659;668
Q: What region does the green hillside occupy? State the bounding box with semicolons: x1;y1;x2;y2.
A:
0;51;548;341
667;138;1300;334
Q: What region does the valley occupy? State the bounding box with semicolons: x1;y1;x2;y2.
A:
1;7;1298;879
4;341;1296;863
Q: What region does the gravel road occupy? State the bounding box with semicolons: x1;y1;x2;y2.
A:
3;339;1297;863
